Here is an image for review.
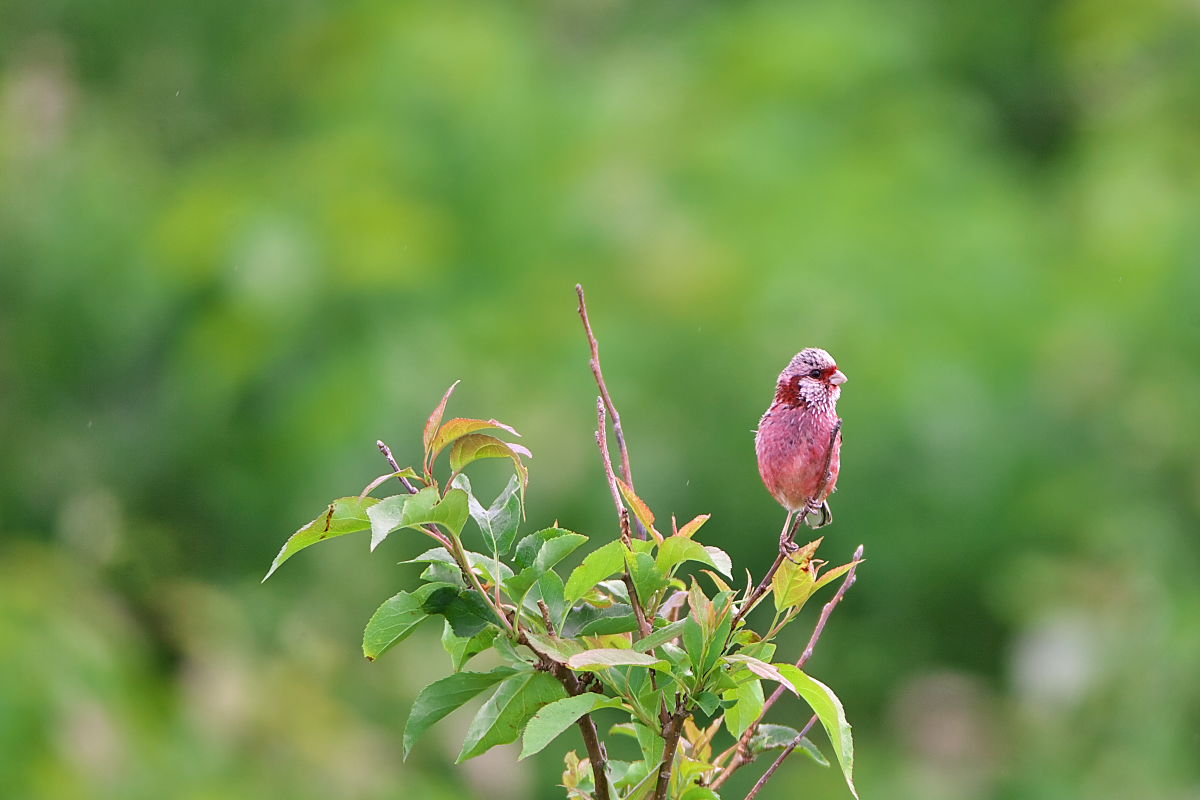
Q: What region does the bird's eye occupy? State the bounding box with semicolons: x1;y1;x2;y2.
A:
808;369;823;379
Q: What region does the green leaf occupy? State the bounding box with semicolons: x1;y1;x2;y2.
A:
633;620;687;653
441;622;499;671
564;540;627;605
776;665;857;799
523;632;585;665
263;497;380;581
722;654;798;695
749;724;830;767
680;787;720;800
722;677;764;738
656;537;724;576
566;649;669;672
629;551;668;606
423;381;461;455
562;603;638;637
538;571;568;631
363;582;452;660
405;546;513;584
695;691;721;717
457;670;567;761
421;586;501;638
449;434;531;495
519;693;625;759
403;666;515;758
682;615;706;671
464;473;523;556
703;547;732;578
367;487;470;550
514;528;588;573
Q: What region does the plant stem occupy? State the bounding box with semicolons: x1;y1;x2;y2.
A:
522;633;612;800
652;707;688;800
577;284;644;538
741;714;819;800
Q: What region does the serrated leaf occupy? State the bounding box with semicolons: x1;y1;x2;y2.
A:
749;724;830;767
457;671;567;762
263;497;380;581
519;693;625;759
463;473;523;556
367;487;469;551
566;649;669;671
403;666;515;758
423;381;461;455
442;622;499;671
363;582;452;660
777;665;857;798
722;654;797;695
564;540;628;605
421;586;501;638
615;478;661;542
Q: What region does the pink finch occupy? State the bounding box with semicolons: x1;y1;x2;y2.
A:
755;348;847;552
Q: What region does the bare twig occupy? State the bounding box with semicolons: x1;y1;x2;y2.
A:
595;401;624;518
577;284;645;538
711;545;863;790
742;715;819;800
376;439;451;548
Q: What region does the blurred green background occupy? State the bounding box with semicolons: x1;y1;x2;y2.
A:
2;1;1199;798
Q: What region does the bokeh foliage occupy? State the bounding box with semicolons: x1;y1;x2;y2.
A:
2;0;1198;798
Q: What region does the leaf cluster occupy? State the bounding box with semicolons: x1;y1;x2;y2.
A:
265;384;860;799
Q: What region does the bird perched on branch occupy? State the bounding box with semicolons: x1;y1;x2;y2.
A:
755;348;846;553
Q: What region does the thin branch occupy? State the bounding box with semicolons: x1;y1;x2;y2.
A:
595;401;624;518
710;545;863;790
796;543;864;670
376;439;451;548
521;633;612;800
577;284;645;538
732;514;793;627
652;708;689;800
742;715;819;800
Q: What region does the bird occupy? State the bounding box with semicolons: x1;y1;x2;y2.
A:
755;348;847;553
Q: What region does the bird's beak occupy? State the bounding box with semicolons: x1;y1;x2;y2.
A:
829;369;847;385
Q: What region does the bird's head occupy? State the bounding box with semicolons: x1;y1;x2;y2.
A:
775;347;847;409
